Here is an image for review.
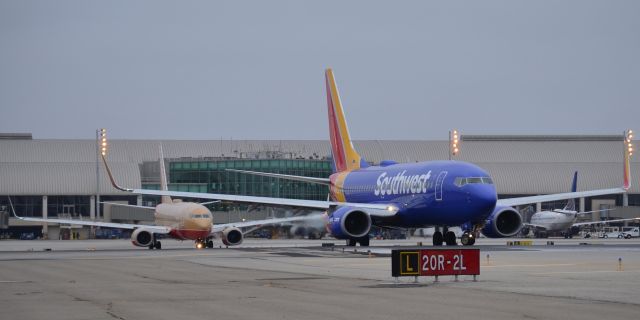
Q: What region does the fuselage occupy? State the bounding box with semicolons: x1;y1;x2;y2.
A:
329;160;498;227
530;210;577;231
154;202;213;240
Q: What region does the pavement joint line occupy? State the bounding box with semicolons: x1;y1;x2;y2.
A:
481;263;578;268
531;270;640;275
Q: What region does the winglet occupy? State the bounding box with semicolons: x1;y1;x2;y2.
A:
101;154;134;192
7;196;21;219
325;68;366;172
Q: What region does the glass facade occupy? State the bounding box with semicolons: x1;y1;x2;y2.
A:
47;196;91;217
141;158;332;210
0;196;41;217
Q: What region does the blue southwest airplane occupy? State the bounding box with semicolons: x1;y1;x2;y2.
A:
104;69;631;246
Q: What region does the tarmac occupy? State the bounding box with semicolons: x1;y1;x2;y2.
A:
1;237;639;320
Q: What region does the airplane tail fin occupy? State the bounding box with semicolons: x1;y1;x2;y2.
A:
159;144;172;204
563;171;578;211
623;133;632;191
325;68;367;173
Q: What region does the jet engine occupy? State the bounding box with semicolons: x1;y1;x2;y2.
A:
326;206;372;239
221;227;243;246
131;228;154;247
481;206;523;238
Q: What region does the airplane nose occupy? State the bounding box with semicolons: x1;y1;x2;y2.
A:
473;187;498;211
198;217;212;231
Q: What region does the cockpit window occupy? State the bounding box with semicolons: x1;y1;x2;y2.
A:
466;177;483;184
454;177;494;187
481;177;494;185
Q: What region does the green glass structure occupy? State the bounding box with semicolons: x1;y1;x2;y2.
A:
143;158;332;210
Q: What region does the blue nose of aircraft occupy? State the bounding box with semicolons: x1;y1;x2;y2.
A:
472;185;498;215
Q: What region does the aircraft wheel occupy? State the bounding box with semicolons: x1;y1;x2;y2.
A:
207;240;214;248
148;244;154;250
346;238;357;246
154;241;162;250
358;236;370;247
433;231;443;246
461;232;475;246
445;231;457;246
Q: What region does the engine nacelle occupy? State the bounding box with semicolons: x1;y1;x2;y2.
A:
481;206;523;238
326;206;372;239
131;228;154;247
221;227;243;246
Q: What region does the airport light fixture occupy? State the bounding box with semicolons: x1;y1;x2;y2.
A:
625;129;634;157
99;128;108;156
449;129;460;160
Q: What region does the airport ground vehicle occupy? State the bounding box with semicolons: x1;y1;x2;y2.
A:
619;227;639;238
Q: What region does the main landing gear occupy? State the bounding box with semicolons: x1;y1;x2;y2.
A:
346;236;370;247
148;235;162;250
433;227;458;246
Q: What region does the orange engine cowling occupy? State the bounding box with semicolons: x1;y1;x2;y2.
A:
131;229;154;247
221;227;243;246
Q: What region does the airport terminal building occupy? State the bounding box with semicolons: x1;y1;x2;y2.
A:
1;133;638;239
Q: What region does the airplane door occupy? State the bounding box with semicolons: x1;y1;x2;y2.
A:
435;171;448;201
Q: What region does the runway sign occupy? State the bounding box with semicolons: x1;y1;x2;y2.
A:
391;248;480;277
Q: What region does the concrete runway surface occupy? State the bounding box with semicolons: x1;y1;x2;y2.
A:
1;238;639;320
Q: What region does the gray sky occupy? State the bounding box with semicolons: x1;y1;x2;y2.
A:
1;0;639;140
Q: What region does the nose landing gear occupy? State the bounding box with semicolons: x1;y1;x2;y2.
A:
195;237;215;249
460;232;475;246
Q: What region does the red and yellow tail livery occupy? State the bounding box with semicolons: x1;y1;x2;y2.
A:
326;68;365;173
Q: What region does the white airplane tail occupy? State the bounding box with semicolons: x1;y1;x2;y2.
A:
159;144;172;204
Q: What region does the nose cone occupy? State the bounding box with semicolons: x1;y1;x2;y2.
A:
472;185;498;214
196;217;213;231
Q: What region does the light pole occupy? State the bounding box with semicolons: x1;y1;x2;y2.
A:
96;128;107;220
623;129;634;204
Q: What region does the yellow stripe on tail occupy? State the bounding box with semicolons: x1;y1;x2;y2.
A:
326;68;363;172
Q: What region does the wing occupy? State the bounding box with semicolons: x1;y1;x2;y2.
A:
225;169;331;185
102;155;397;216
129;189;397;217
14;216;171;234
496;188;626;207
211;213;326;233
523;223;548;230
8;196;170;233
572;217;640;227
576;208;613;216
101;202;155;210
